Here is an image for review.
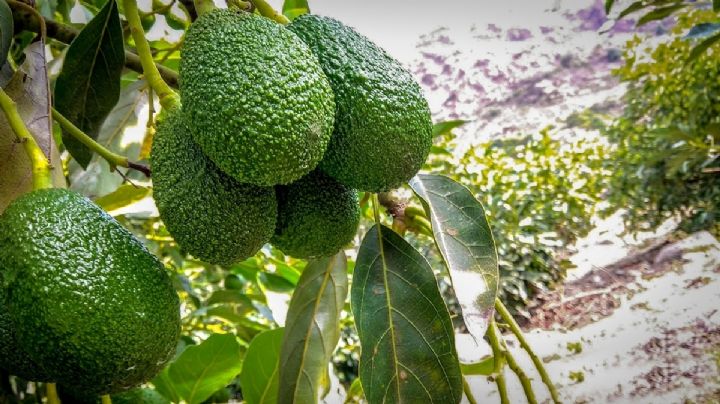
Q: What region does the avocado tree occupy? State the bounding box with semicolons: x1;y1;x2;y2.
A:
0;0;558;403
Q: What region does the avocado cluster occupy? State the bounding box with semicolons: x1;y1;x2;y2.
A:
152;8;430;261
0;189;180;394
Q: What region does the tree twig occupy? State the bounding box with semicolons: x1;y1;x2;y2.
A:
500;333;538;404
487;320;509;404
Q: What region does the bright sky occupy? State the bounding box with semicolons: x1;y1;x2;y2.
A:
266;0;571;64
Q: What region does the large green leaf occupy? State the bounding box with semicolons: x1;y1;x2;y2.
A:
167;333;243;404
637;4;685;26
278;253;348;404
432;120;466;138
94;184;150;212
0;42;66;212
409;174;499;343
240;328;284;404
687;31;720;63
54;0;124;168
0;0;12;67
351;224;462;404
282;0;309;20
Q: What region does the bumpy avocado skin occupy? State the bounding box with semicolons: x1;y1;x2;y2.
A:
288;15;433;192
0;288;51;382
151;109;277;264
180;9;335;186
0;189;180;395
271;170;360;258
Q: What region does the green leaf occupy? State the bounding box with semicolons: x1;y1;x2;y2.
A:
207;290;254;306
152;368;181;403
344;378;364;403
637;4;685;26
54;0;125;168
351;224;463;404
282;0;309;20
240;328;284;404
167;333;244;404
94;184;150;212
687;31;720;64
685;22;720;39
278;253;348;404
259;272;296;292
409;174;499;342
432;120;466;138
604;0;615;14
0;0;12;67
0;41;66;213
617;1;645;19
714;0;720;12
460;356;494;376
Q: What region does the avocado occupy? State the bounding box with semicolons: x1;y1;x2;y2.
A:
271;170;360;258
151;109;277;265
0;288;51;382
288;15;433;192
0;189;180;395
180;9;335;186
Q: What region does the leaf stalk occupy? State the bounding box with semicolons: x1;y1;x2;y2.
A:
51;108;151;177
250;0;290;24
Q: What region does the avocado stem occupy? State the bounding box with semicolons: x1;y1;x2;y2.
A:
51;108;151;178
45;382;60;404
0;88;53;190
101;394;112;404
122;0;180;111
250;0;290;24
371;194;381;224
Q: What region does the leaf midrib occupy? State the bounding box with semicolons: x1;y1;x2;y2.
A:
376;224;402;402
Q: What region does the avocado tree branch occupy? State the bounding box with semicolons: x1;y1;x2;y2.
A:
101;394;112;404
250;0;289;24
487;320;509;404
8;0;179;88
500;334;538;404
0;88;53;190
51;108;151;178
495;298;560;404
122;0;181;110
462;377;478;404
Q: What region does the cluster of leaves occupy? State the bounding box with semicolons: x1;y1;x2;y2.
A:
603;8;720;235
426;123;609;314
605;0;720;62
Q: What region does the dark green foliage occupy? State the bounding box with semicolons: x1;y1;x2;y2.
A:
179;9;335;186
0;288;51;382
0;189;180;395
272;170;360;258
605;10;720;235
54;0;124;168
151;109;277;265
288;15;432;192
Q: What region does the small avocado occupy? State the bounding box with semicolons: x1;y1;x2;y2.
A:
151;109;277;265
272;170;360;258
0;189;180;395
288;15;433;192
180;9;335;186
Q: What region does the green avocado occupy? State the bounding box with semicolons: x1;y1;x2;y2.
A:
0;288;51;382
288;15;433;192
151;109;277;265
271;170;360;258
180;9;335;186
0;189;180;395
